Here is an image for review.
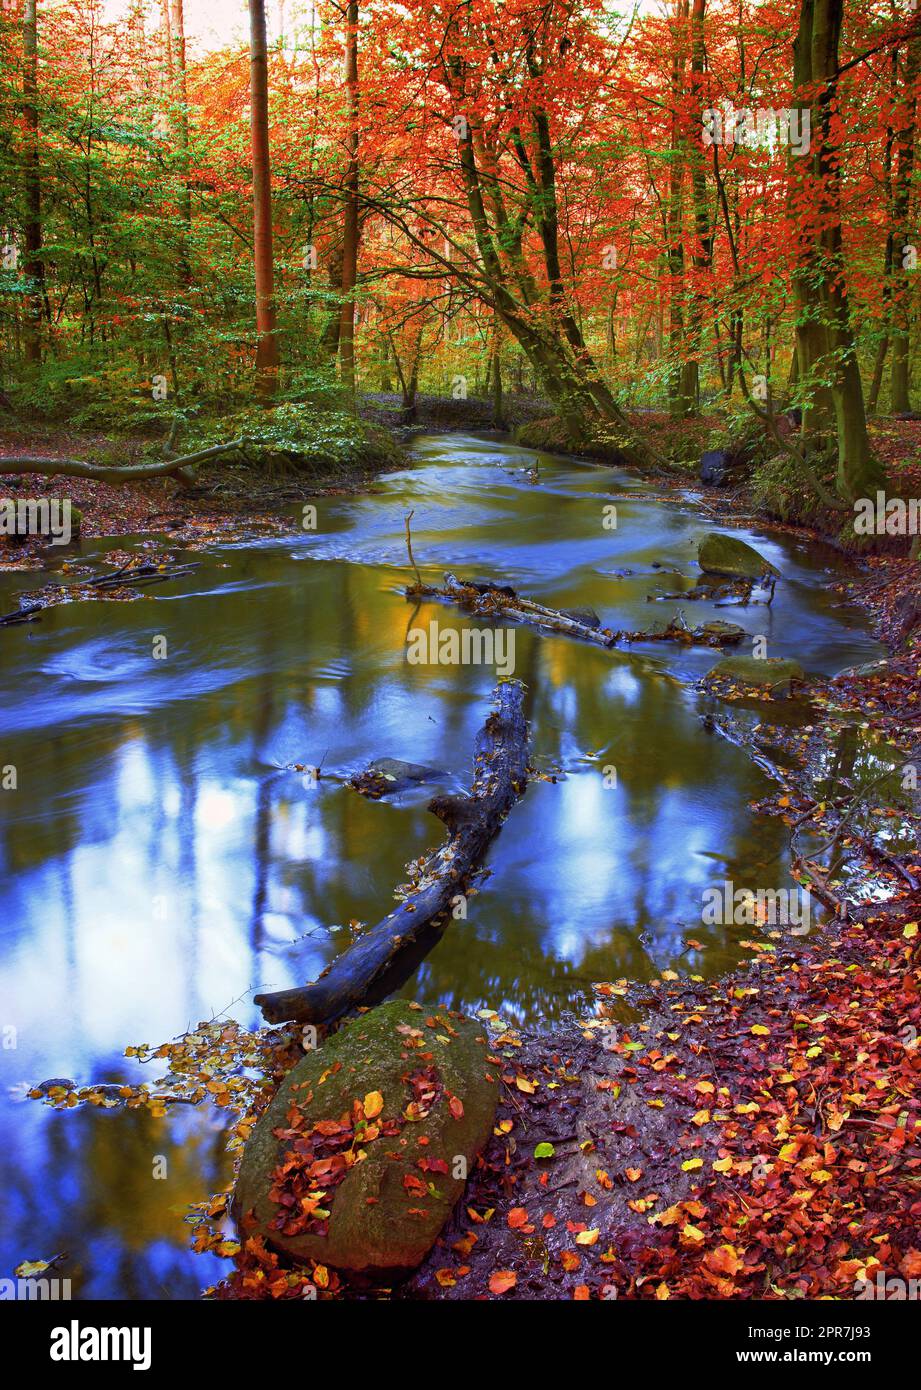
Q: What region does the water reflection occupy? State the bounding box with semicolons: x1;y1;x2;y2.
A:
0;432;885;1296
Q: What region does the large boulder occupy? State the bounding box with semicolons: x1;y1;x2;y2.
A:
234;1000;498;1273
700;450;744;487
707;654;804;695
698;531;780;582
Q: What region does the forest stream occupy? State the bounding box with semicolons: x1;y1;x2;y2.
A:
0;431;887;1298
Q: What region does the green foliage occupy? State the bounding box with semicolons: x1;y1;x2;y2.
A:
751;451;828;527
705;405;772;469
9;358;171;433
189;402;403;476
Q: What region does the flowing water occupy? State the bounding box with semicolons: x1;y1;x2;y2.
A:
0;432;885;1297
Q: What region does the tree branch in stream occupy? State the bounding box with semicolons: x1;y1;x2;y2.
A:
406;573;746;648
254;678;530;1025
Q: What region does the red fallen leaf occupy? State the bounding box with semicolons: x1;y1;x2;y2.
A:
449;1095;464;1120
418;1157;450;1174
573;1284;591;1300
900;1250;921;1279
489;1270;516;1295
542;1213;556;1229
704;1244;744;1277
403;1173;427;1196
507;1207;529;1229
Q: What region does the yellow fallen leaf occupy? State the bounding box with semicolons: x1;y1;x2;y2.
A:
363;1091;383;1119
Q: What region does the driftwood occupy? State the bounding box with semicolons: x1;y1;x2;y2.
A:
0;605;41;627
58;559;202;592
406;573;743;649
1;560;202;632
254;678;530;1025
0;438;246;488
407;571;617;647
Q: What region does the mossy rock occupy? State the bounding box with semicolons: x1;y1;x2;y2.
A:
708;655;804;692
514;416;585;453
698;531;780;581
351;758;446;799
234;1000;498;1273
834;659;891;680
695;620;745;646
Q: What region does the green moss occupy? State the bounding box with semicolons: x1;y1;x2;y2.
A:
708;655;804;690
698;531;780;580
234;1000;498;1272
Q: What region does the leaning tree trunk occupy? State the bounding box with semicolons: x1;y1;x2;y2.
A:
248;0;279;395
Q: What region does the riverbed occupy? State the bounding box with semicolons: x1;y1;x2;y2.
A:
0;431;885;1297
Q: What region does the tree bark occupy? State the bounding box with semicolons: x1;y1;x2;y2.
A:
338;0;360;399
248;0;279;394
167;0;193;286
891;33;920;413
0;438;246;485
22;0;44;366
791;0;884;499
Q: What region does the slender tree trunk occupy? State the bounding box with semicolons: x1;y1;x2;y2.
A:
686;0;712;410
667;0;695;417
248;0;279;394
338;0;360;399
891;34;919;413
23;0;44;365
491;315;505;427
168;0;193;285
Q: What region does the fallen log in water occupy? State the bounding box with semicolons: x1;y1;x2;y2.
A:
254;678;530;1025
406;573;744;649
406;571;617;646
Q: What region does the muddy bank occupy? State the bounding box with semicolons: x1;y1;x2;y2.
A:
0;411;406;567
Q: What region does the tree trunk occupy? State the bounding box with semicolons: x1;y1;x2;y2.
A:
338;0;360;399
791;0;884;498
23;0;44;366
667;0;695;418
168;0;193;286
891;34;919;413
248;0;279;395
687;0;713;410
